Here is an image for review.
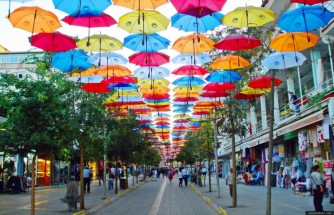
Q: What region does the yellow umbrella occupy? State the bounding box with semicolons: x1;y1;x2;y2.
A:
139;87;169;94
210;55;251;70
95;65;131;77
0;45;9;52
223;6;275;28
113;0;168;9
173;86;202;93
7;6;61;34
118;10;169;34
240;86;270;95
270;32;319;52
172;34;215;54
109;90;141;98
77;34;123;52
174;114;191;119
137;78;170;88
174;92;200;98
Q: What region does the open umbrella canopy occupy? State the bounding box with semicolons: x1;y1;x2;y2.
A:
170;0;227;17
174;92;200;98
88;52;128;66
52;0;111;16
234;92;263;100
262;52;307;70
172;34;215;54
171;12;223;33
51;50;92;72
82;82;111;93
133;66;170;79
172;53;212;65
0;44;9;52
30;32;76;52
8;6;61;34
118;9;170;34
62;13;117;28
107;83;138;91
77;34;123;52
291;0;329;4
203;82;236;91
210;55;251;70
248;76;283;89
113;0;168;9
137;78;170;88
129;52;170;66
277;5;334;33
270;32;319;52
172;76;205;86
214;34;262;51
200;90;230;97
223;6;275;28
103;76;136;84
171;65;208;76
124;33;170;52
70;67;97;77
139;87;170;95
68;74;103;83
95;65;132;77
142;94;170;100
205;70;242;83
240;86;270;95
173;85;202;93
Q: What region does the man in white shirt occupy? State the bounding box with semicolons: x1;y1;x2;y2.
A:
310;165;324;212
83;166;92;193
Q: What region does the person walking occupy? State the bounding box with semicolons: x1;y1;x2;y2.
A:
83;166;92;193
289;91;299;114
178;168;183;187
226;168;233;197
310;165;324;212
108;168;115;191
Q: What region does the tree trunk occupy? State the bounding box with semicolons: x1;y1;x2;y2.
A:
80;144;85;210
213;116;221;198
208;143;212;192
30;154;36;215
266;71;275;215
229;105;237;208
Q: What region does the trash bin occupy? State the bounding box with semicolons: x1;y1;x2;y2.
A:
120;178;128;189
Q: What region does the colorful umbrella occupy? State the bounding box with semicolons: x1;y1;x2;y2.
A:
77;34;123;52
124;33;170;52
7;6;61;35
210;55;251;70
95;65;132;77
52;0;111;16
240;86;270;95
71;67;97;77
30;32;76;52
172;76;205;86
172;53;212;65
142;94;169;100
107;83;138;91
62;13;117;45
113;0;168;9
214;34;262;51
171;65;208;76
270;32;319;52
137;78;170;88
291;0;329;4
0;44;9;52
277;5;334;33
234;92;263;100
174;92;200;98
170;0;227;17
82;82;111;93
173;85;202;93
88;52;128;66
248;76;283;89
174;97;198;102
133;66;170;79
172;34;215;54
68;74;103;83
223;6;275;28
129;52;169;66
203;82;236;91
205;70;242;83
103;76;136;84
171;12;223;33
51;50;92;72
200;90;230;98
262;52;307;70
140;87;169;95
118;10;170;34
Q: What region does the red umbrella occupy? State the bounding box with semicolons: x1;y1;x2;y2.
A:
129;52;169;66
156;121;170;126
234;92;263;100
30;32;76;52
203;82;236;91
193;111;210;115
62;13;117;46
174;97;198;102
290;0;329;5
214;34;262;51
82;82;111;93
170;0;227;17
248;76;282;89
142;94;170;100
171;65;209;76
200;91;230;97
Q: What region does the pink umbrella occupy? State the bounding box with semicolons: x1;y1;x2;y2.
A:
200;91;230;97
203;82;236;91
30;32;76;52
103;76;136;84
170;0;227;17
129;52;169;66
171;65;209;76
62;13;117;46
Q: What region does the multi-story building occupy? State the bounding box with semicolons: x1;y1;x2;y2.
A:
219;0;334;188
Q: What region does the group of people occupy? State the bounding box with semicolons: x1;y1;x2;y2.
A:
177;167;190;187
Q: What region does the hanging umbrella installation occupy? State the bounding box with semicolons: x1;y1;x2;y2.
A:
124;33;170;52
51;50;92;72
205;70;242;83
77;34;123;52
170;0;227;17
52;0;111;16
133;66;170;79
129;52;169;67
172;34;215;54
88;52;128;66
172;53;212;65
30;32;76;52
171;65;209;76
113;0;168;10
214;34;262;51
248;76;283;89
210;55;251;70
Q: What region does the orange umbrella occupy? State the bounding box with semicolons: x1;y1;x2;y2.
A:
210;55;251;70
172;34;215;54
270;32;319;52
95;65;132;77
139;87;169;94
7;6;61;35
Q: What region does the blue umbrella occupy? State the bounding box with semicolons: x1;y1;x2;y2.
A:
68;74;103;83
172;53;212;65
124;33;170;52
173;102;195;107
88;52;128;66
107;83;138;90
133;66;170;79
52;50;92;72
156;125;170;129
173;108;192;113
144;99;170;103
52;0;111;16
277;5;334;32
153;113;170;117
205;70;242;83
262;52;307;70
171;12;223;33
172;76;205;86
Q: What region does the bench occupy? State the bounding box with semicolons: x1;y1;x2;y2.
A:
60;196;81;211
60;181;80;211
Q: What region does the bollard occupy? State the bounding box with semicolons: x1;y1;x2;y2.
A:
217;207;227;215
205;196;212;205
